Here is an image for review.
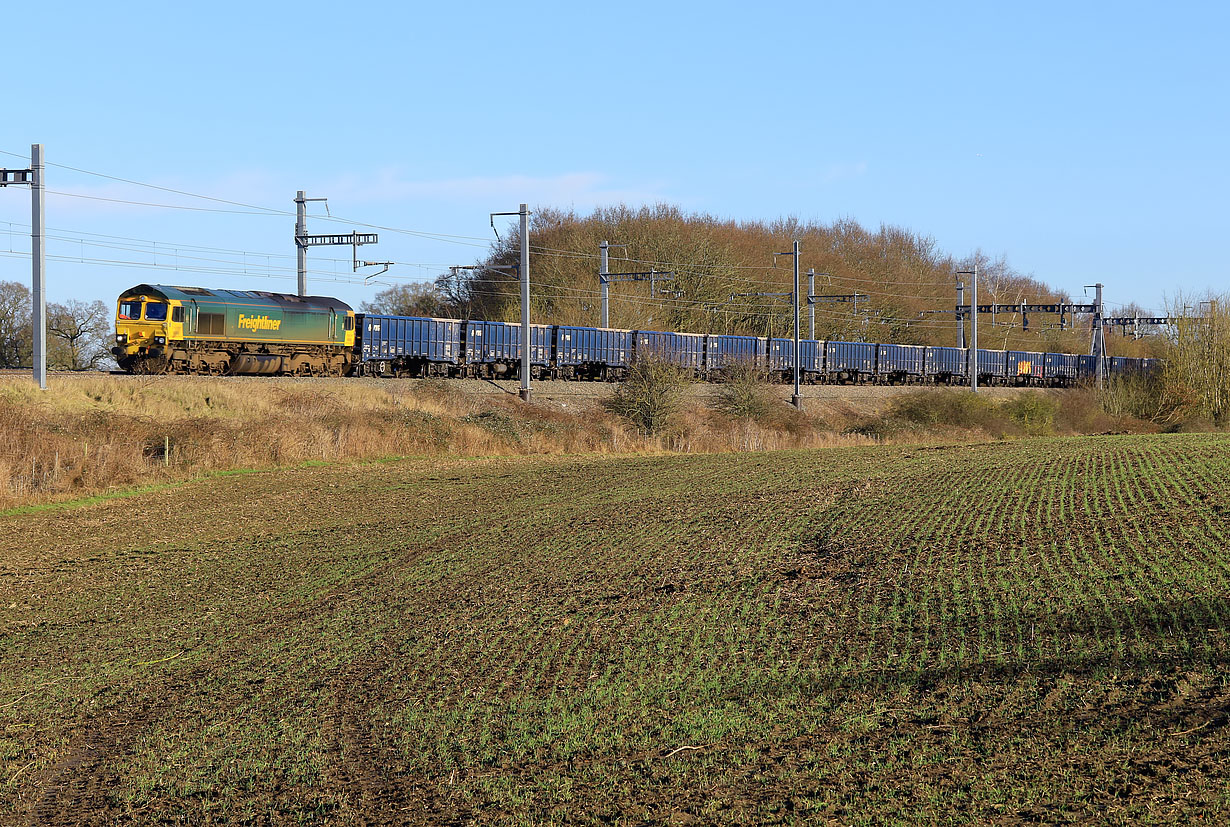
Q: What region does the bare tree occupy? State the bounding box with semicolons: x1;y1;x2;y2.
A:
435;267;503;322
1160;292;1230;425
361;282;450;318
0;280;32;368
47;299;113;370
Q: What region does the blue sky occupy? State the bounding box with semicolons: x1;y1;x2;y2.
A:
1;0;1225;316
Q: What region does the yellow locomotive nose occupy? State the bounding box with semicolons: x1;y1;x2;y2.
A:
114;296;173;370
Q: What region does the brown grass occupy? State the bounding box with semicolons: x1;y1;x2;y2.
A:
0;376;626;508
0;377;1160;510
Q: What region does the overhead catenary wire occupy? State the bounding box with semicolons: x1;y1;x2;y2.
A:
0;250;380;286
530;244;947;287
1;150;1007;291
0;152;985;294
0;147;501;245
0;149;1112;332
461;277;962;327
43;190;282;216
2;220;460;274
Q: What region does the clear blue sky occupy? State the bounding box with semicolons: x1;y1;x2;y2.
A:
2;0;1225;316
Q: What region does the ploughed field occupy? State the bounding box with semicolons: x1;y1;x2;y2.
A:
2;435;1229;824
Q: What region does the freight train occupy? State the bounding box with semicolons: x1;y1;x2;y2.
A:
113;284;1160;385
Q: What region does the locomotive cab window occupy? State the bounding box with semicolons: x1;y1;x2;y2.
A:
119;300;141;320
345;315;354;331
171;306;184;323
145;302;168;321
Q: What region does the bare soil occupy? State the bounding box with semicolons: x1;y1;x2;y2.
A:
2;434;1228;824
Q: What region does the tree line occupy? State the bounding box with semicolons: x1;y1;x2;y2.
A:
0;281;113;370
364;204;1140;357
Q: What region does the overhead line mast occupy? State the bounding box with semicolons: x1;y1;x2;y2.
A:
772;241;803;410
490;205;532;401
1;144;46;389
598;241;675;328
294;191;382;296
956;265;979;392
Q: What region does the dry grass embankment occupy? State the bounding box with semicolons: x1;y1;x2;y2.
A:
0;375;1159;510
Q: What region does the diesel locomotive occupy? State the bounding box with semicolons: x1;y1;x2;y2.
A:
112;284;355;375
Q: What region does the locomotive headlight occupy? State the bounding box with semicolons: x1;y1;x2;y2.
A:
115;333;127;344
155;336;166;345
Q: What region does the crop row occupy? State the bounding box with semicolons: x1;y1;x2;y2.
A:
2;436;1228;822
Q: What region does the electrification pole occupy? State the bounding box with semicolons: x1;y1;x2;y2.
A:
295;191;306;295
597;241;630;328
31;144;45;391
774;241;803;410
792;242;801;409
971;263;978;392
520;204;531;401
294;192;379;295
490;205;533;399
294;191;345;296
957;266;979;392
1088;282;1106;389
1;144;45;389
600;240;608;328
602;262;674;329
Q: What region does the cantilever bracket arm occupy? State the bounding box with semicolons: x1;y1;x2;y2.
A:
360;262;394;283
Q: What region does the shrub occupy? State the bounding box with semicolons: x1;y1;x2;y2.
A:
890;390;999;429
1099;374;1179;424
1003;394;1057;436
605;356;691;435
713;359;776;421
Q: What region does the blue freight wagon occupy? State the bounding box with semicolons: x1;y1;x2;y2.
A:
877;344;926;382
974;349;1008;383
555;326;632;380
924;346;967;382
767;338;822;379
1007;350;1045;384
464;320;552;379
1044;352;1079;385
634;330;705;372
825;341;876;382
1110;356;1148;375
705;335;766;375
356;314;462;377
